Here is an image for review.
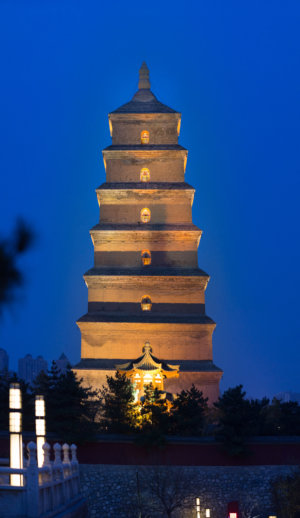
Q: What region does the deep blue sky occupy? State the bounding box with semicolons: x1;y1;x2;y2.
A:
1;1;299;398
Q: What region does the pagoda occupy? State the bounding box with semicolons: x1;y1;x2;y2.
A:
74;63;223;403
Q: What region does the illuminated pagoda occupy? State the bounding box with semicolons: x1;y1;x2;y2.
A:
74;63;223;403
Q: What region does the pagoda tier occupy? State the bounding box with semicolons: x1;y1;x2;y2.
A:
74;63;223;403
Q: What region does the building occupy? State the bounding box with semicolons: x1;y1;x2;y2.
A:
54;353;70;374
274;391;300;403
74;63;223;402
18;354;48;384
0;348;9;372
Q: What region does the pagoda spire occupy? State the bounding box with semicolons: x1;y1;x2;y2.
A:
138;62;150;90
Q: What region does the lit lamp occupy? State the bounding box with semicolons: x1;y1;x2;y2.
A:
35;395;46;467
206;510;211;517
9;383;23;486
196;498;200;518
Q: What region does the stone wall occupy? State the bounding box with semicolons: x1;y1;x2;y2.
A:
80;463;296;518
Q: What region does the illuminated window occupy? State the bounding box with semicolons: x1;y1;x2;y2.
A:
140;208;151;223
143;373;153;384
141;295;152;311
140;167;150;182
141;250;151;266
141;130;149;144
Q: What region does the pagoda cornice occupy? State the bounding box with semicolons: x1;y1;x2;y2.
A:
84;267;209;277
77;313;216;326
108;112;181;121
90;225;202;249
96;186;195;205
90;223;201;232
83;272;209;291
102;146;188;172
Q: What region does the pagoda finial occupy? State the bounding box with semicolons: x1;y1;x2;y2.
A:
143;341;152;353
138;62;150;90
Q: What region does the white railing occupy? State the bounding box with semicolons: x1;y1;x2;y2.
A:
0;441;81;518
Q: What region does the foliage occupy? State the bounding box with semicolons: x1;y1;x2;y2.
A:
33;362;100;443
137;384;170;446
214;385;255;456
264;398;300;436
271;469;300;518
0;219;34;313
98;371;139;434
169;384;208;436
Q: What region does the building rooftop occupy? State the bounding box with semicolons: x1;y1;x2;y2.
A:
110;62;179;115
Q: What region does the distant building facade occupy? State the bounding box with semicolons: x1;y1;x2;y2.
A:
0;348;9;372
54;353;70;374
18;354;48;384
275;391;300;403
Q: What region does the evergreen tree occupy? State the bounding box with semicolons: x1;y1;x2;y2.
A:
33;363;99;443
138;384;170;445
99;371;138;434
214;385;253;456
170;385;208;436
265;398;300;436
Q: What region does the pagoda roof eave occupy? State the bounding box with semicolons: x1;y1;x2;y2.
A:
96;182;195;191
103;144;187;152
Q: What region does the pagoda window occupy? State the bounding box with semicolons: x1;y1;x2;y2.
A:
143;373;153;384
141;250;151;266
140;208;151;223
141;130;149;144
140;167;150;182
141;295;152;311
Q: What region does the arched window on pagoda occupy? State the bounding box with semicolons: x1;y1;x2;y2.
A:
141;130;149;144
141;250;151;266
141;295;152;311
140;167;150;182
140;208;151;223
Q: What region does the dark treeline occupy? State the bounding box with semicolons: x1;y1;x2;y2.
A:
0;369;299;454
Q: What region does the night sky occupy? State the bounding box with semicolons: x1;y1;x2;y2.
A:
1;1;299;399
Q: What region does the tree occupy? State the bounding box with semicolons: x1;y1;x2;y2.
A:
99;371;138;434
138;467;194;518
0;219;34;314
264;398;300;436
271;469;300;518
214;385;254;456
33;363;100;443
138;384;170;445
170;385;208;436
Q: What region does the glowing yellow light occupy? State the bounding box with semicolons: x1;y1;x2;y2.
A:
140;208;151;223
141;249;151;265
229;514;237;518
36;419;45;436
141;295;152;311
140;167;150;182
9;384;23;486
35;395;45;417
141;130;149;144
9;412;21;433
9;384;22;410
206;510;211;518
